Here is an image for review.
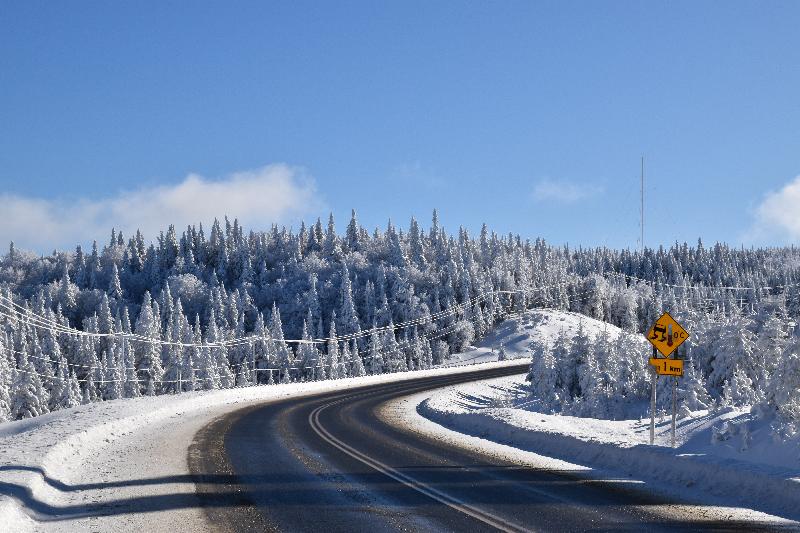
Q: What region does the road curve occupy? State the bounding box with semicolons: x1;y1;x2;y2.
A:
189;364;778;532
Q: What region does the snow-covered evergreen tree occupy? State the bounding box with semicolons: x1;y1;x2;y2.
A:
326;314;340;380
528;340;558;411
10;352;50;419
368;322;384;375
0;335;12;421
497;343;507;361
349;340;366;377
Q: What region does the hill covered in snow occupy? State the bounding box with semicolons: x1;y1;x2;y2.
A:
1;213;800;433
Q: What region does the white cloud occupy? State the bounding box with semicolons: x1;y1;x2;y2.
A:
532;178;603;204
0;164;324;253
745;175;800;243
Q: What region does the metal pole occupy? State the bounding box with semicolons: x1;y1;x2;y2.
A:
641;156;644;251
253;341;259;387
671;346;678;448
672;376;677;448
119;331;125;393
650;346;657;445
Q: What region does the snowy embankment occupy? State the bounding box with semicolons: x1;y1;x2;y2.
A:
413;376;800;523
399;309;800;524
0;359;521;532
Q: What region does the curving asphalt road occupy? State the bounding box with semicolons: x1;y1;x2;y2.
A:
189;364;780;532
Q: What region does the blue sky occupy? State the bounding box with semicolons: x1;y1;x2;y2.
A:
2;1;800;252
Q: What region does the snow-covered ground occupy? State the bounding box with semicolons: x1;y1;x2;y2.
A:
3;307;798;530
445;308;599;365
0;358;523;532
389;309;800;525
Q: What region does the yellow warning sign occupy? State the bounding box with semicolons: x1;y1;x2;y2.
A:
649;357;684;376
646;312;689;357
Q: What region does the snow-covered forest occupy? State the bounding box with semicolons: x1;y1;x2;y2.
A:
1;210;800;435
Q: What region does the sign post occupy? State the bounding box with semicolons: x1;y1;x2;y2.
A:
650;347;656;445
671;370;678;448
645;312;689;447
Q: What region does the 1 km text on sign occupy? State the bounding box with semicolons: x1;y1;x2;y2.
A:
648;357;684;377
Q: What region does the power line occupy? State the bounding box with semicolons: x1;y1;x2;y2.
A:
0;281;579;348
0;286;606;387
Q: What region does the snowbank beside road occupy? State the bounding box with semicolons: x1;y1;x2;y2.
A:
409;374;800;524
0;359;525;532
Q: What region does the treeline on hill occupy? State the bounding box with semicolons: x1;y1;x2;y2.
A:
0;210;799;431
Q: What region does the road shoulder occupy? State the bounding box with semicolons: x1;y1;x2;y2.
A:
382;376;799;529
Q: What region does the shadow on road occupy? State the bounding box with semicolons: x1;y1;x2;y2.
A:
0;462;785;532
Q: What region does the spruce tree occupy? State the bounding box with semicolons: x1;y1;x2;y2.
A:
134;292;164;395
528;340;558;412
368;322;384;375
10;348;50;419
0;336;14;421
326;315;340;379
350;340;366;377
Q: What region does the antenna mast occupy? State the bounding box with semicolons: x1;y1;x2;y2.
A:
640;156;644;252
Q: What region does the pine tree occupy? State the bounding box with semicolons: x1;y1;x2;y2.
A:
252;313;272;384
121;337;140;399
432;339;448;366
765;330;800;422
338;263;362;339
196;342;219;391
314;344;326;381
551;329;572;395
339;341;352;378
680;354;711;412
0;336;14;421
134;292;164;395
421;339;433;370
383;322;406;373
66;369;82;408
323;213;341;260
709;316;757;396
82;349;102;404
296;319;318;381
48;355;68;411
11;352;50;419
271;304;293;383
57;264;78;320
102;347;123;401
350;341;367;378
53;357;80;410
203;310;227;389
345;209;361;252
326;315;340;379
109;264;124;301
568;322;592;399
368;322;384;375
497;343;507;362
528;340;558;412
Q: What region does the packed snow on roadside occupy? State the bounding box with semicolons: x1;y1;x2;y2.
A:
412;309;800;523
0;359;524;532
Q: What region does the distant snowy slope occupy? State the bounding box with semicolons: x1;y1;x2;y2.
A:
445;308;622;365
